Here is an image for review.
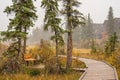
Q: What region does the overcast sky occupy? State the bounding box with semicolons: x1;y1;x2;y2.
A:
0;0;120;31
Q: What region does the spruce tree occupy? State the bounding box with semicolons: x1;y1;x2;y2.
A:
104;7;117;55
1;0;37;72
91;39;96;53
81;14;94;40
41;0;64;72
87;14;94;39
61;0;85;68
105;32;118;54
107;6;114;36
80;14;94;48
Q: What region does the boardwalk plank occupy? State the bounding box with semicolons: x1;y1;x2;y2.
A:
79;58;116;80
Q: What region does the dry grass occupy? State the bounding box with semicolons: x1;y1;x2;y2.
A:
59;57;86;68
0;43;86;80
72;48;91;54
0;71;82;80
0;43;8;55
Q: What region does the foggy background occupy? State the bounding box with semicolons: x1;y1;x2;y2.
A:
0;0;120;48
0;0;120;31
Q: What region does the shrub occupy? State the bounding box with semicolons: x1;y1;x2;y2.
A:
26;40;57;73
44;57;59;73
29;69;40;76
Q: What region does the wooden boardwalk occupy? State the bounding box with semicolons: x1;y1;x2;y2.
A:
79;58;117;80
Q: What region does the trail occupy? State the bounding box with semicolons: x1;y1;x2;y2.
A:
79;58;118;80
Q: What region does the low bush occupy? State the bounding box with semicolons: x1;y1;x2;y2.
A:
29;69;40;76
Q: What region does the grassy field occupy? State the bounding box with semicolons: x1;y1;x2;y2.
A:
0;71;82;80
59;57;86;68
0;50;85;80
0;44;86;80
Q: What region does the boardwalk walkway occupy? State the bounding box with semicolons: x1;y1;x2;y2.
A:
79;58;117;80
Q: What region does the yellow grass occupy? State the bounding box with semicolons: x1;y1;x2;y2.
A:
72;48;91;54
0;71;82;80
0;43;8;54
0;44;86;80
59;57;86;68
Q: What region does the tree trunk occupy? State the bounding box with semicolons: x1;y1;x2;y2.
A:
66;0;73;69
18;24;22;58
18;38;21;57
66;31;73;69
55;30;60;72
16;25;22;72
23;27;27;61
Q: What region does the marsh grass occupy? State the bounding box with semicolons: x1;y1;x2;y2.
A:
0;42;86;80
59;57;86;68
0;71;82;80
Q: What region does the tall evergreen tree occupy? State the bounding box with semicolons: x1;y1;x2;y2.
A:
106;6;114;36
80;14;94;48
105;32;118;54
41;0;64;71
81;14;94;40
90;39;96;53
1;0;37;72
87;14;94;39
72;27;81;47
61;0;85;68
